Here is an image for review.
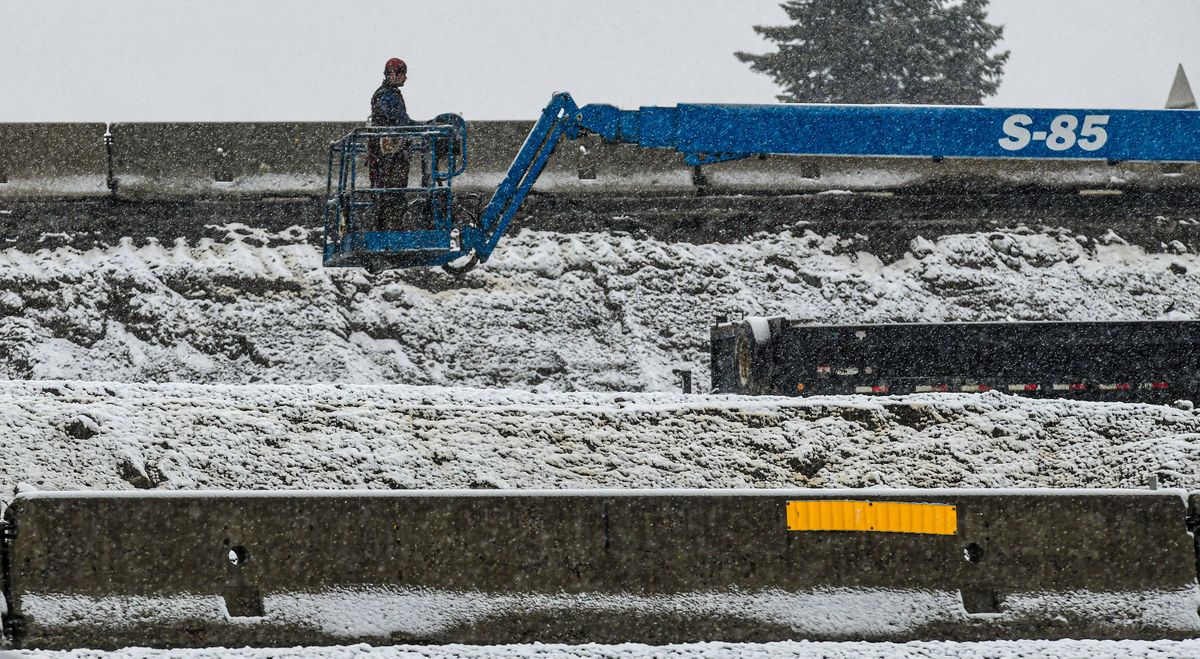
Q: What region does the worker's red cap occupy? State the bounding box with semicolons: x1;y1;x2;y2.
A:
385;58;407;76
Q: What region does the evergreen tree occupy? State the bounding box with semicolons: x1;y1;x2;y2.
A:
737;0;1009;105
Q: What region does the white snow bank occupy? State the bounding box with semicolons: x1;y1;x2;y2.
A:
20;585;1200;642
13;639;1200;658
0;223;1195;392
3;381;1199;507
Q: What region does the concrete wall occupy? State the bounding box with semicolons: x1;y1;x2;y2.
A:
0;123;109;198
4;489;1197;648
106;120;581;200
6;120;1200;201
457;120;575;193
107;122;361;199
705;155;1200;193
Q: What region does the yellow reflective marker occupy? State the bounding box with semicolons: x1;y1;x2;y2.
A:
786;500;957;535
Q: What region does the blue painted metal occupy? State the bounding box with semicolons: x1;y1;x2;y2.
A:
576;103;1200;163
472;92;579;261
322;116;469;269
324;94;1200;270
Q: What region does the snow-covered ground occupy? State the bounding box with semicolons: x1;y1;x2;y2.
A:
0;223;1194;392
7;639;1200;658
3;382;1200;509
3;218;1200;655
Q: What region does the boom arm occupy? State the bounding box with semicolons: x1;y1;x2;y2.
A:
467;92;1200;264
466;93;582;263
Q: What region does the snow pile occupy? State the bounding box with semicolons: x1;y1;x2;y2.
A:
3;220;1200;655
20;585;1200;646
4;381;1199;508
12;639;1200;658
0;223;1194;392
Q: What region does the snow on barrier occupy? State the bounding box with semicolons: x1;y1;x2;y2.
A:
106;122;362;199
702;154;1200;193
569;132;694;193
9;119;1200;202
0;123;109;198
2;489;1198;649
463;124;693;195
455;120;576;194
105;121;579;200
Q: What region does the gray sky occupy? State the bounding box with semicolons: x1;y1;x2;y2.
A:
3;1;1198;121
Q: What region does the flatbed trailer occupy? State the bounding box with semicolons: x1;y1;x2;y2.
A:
712;317;1200;403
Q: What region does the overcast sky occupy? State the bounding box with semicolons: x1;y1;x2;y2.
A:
3;1;1198;122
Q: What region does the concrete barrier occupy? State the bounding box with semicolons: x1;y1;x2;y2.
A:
13;119;1200;202
458;120;574;194
575;135;694;194
106;120;579;200
460;122;690;196
702;155;1200;193
0;124;109;198
470;121;1200;195
3;489;1196;649
108;122;362;200
463;124;1200;195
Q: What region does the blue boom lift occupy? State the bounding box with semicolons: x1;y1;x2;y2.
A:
322;92;1200;273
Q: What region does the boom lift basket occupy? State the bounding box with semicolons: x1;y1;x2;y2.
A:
320;93;586;273
322;114;472;271
321;92;1200;273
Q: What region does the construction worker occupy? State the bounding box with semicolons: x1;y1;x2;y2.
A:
368;58;415;228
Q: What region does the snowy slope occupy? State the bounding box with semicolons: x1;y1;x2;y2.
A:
3;219;1200;656
0;222;1195;392
3;380;1199;510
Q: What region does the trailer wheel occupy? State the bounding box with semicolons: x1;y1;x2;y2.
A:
735;317;774;394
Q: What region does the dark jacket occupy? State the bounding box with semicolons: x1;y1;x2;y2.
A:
370;84;414;126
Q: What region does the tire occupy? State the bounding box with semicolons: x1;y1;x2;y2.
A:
735;317;774;394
